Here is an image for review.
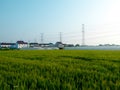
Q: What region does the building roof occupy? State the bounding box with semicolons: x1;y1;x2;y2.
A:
30;43;39;45
1;43;16;45
17;41;28;44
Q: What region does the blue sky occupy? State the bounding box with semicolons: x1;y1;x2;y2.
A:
0;0;120;45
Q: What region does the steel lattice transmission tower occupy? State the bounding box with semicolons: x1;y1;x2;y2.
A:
41;33;44;43
60;32;62;43
82;24;85;46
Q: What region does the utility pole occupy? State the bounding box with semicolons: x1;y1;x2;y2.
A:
34;38;37;43
82;24;85;46
60;32;62;43
41;33;44;44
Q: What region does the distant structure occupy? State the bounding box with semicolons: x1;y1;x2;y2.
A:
0;43;16;48
60;32;62;43
82;24;85;46
41;33;44;43
0;41;28;49
55;41;64;50
16;41;28;48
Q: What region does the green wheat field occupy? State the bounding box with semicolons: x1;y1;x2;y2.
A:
0;50;120;90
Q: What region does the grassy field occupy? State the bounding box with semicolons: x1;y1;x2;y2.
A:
0;50;120;90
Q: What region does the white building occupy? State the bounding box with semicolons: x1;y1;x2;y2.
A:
16;41;28;48
0;43;17;48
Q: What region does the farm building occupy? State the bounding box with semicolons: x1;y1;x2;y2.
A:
29;43;39;47
16;41;28;48
0;43;17;48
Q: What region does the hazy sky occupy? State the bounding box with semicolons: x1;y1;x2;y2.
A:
0;0;120;45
